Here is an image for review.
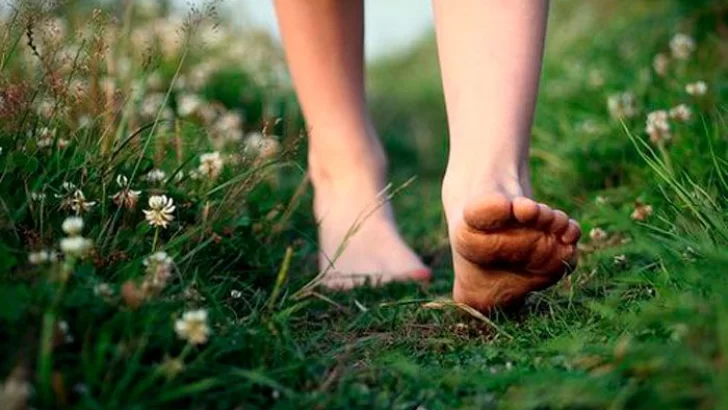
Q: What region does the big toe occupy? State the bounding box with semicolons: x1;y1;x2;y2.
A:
463;193;513;230
512;197;540;224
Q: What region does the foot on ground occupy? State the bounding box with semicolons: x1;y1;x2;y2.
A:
315;183;431;289
448;191;581;313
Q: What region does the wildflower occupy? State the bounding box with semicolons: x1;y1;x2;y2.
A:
144;169;167;184
198;152;224;179
69;190;97;214
578;120;600;135
589;227;608;243
36;127;57;148
143;195;175;228
652;53;669;76
60;236;92;257
159;355;185;380
62;216;84;236
31;191;47;201
140;93;165;118
669;104;691;122
631;203;653;221
613;254;628;265
28;250;51;265
645;110;671;144
230;289;242;299
94;283;114;300
685;81;707;96
58;320;73;343
177;94;202;117
669;33;695;60
61;181;76;192
174;309;210;345
607;92;637;119
111;174;141;209
244;132;282;160
141;252;174;295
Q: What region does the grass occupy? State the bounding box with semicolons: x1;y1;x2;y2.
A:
1;0;727;409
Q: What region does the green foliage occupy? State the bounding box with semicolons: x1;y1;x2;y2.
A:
0;1;727;409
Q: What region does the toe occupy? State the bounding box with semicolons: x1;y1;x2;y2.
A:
534;204;555;230
512;197;540;224
528;243;575;277
463;193;513;230
455;224;542;266
549;210;570;236
561;219;582;244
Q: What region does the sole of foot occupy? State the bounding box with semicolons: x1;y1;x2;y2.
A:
451;193;581;313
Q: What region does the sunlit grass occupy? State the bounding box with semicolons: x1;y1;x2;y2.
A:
1;0;727;409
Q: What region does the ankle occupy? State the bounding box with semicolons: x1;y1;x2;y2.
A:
308;140;388;193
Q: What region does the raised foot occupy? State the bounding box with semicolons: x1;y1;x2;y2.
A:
451;193;581;313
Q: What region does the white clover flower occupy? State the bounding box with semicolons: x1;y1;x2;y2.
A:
111;188;141;210
230;289;242;299
142;251;174;295
669;33;695;60
144;169;167;184
685;81;707;96
28;250;51;265
94;283;114;299
60;236;92;257
69;190;97;214
198;152;224;179
652;53;669;77
589;227;608;243
177;94;202;117
669;104;692;122
31;191;47;201
58;320;73;343
143;195;175;228
213;112;244;142
146;72;164;90
174;309;210;345
631;203;653;221
140;93;165;118
61;182;77;192
116;174;129;187
111;175;141;210
62;216;84;236
607;92;637;120
35;127;57;149
645;110;671;144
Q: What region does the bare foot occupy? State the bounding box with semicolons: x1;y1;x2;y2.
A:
314;179;431;290
444;181;581;313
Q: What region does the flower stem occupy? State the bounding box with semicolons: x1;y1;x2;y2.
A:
152;227;160;252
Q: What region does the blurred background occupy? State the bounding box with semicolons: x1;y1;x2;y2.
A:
224;0;434;60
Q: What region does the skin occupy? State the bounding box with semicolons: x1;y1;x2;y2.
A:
273;0;581;312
